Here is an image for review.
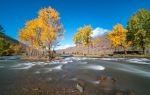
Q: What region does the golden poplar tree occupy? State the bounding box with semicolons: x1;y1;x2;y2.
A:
107;24;131;54
19;7;64;59
73;25;92;54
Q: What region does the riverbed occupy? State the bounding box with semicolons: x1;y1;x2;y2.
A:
0;57;150;95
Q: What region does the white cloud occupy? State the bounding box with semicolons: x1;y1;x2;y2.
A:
91;27;109;38
56;44;75;50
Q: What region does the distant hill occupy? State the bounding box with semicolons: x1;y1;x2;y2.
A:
57;36;114;55
0;32;19;45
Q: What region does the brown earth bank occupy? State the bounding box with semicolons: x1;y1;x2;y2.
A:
20;55;63;61
72;54;150;58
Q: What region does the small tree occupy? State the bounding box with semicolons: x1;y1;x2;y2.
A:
73;25;92;54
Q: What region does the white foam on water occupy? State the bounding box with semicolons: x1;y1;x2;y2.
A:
81;64;105;71
100;58;150;65
52;65;63;70
35;71;40;74
45;65;63;72
33;62;48;65
127;58;150;64
61;61;69;64
64;57;99;64
100;58;125;61
78;61;88;64
117;65;150;77
65;60;73;63
49;60;69;64
13;61;49;70
64;57;73;62
12;62;35;69
65;57;98;61
72;57;82;61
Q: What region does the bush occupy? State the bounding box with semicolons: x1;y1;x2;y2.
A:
0;39;20;56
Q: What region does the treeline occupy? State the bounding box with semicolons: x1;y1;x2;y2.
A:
73;9;150;54
0;25;20;56
17;8;150;58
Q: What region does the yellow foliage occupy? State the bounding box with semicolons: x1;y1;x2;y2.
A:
18;6;64;50
107;24;130;50
73;25;92;46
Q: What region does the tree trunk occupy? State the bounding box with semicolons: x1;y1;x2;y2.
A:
52;49;54;59
124;50;127;55
88;44;89;55
114;47;116;54
48;46;51;60
143;47;145;54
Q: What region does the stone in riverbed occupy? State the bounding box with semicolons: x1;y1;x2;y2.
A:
76;80;85;93
76;83;84;93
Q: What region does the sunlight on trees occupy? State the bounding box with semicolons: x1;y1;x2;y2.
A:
127;9;150;54
107;24;131;54
73;25;93;54
19;7;64;59
73;25;92;46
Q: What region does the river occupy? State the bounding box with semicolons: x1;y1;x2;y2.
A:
0;57;150;95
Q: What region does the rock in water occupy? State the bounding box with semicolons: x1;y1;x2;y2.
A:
76;83;84;93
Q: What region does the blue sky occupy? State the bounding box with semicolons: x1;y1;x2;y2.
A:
0;0;150;49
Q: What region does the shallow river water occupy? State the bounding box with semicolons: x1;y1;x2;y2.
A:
0;57;150;95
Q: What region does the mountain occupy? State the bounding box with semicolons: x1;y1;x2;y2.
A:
57;35;113;55
0;32;19;45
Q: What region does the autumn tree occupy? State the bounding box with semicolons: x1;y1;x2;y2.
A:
107;24;131;54
127;9;150;54
73;25;92;54
39;7;64;59
19;7;64;59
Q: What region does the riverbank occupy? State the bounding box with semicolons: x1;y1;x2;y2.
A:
73;54;150;58
1;54;149;62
